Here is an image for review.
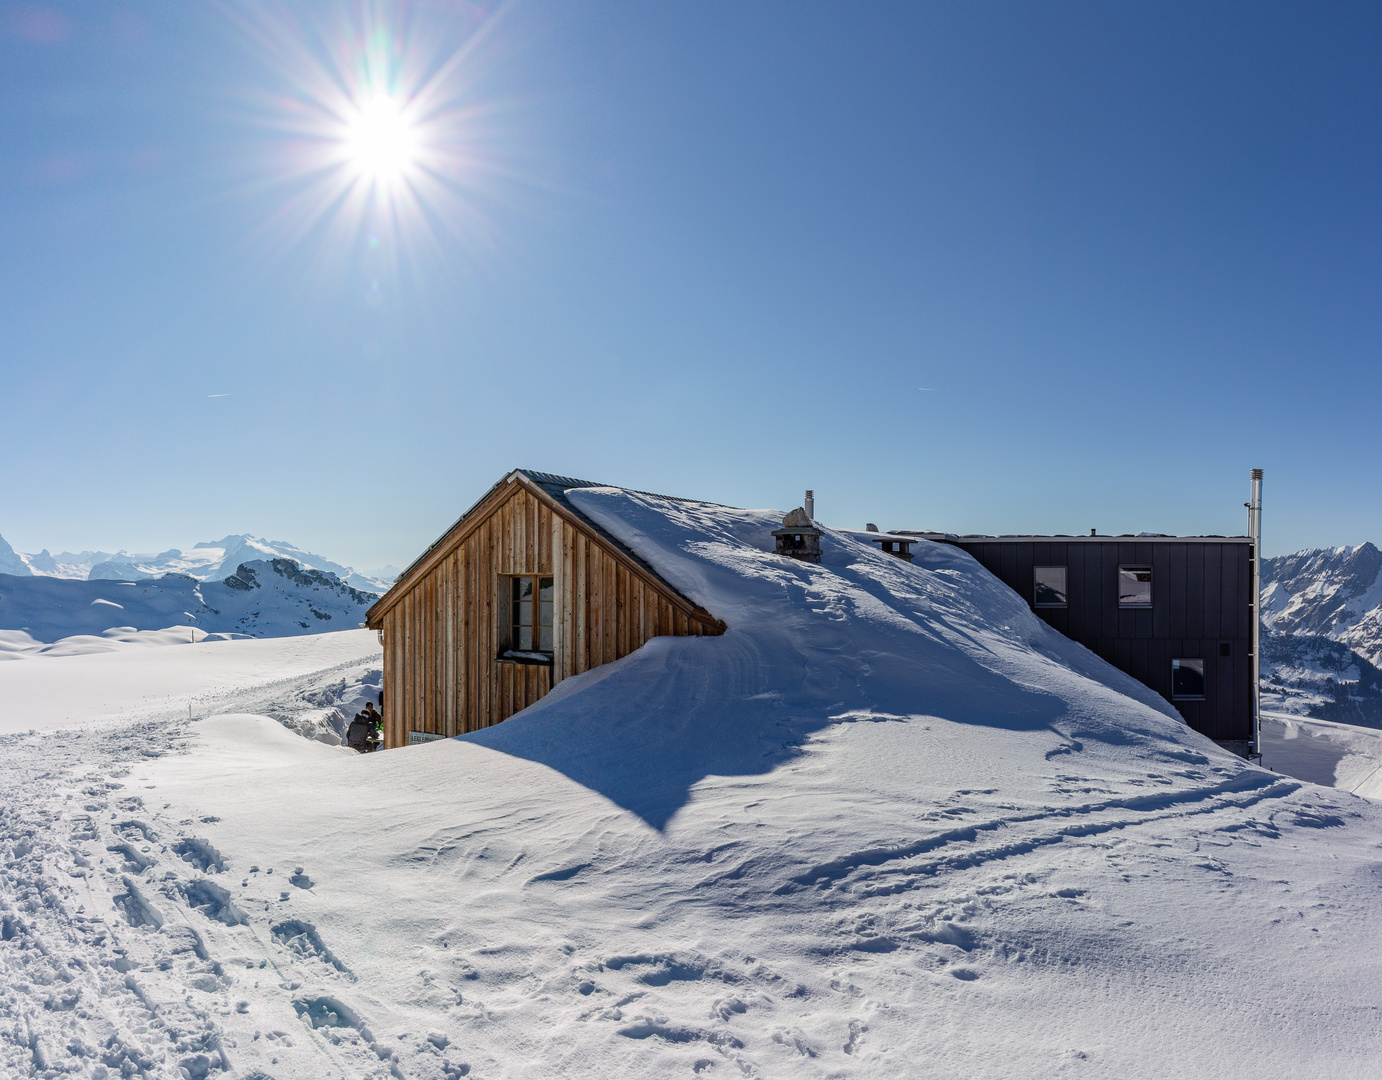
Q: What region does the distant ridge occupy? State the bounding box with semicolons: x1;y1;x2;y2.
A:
0;531;391;593
0;558;378;643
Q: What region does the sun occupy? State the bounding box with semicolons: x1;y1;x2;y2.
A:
229;1;505;262
345;95;417;182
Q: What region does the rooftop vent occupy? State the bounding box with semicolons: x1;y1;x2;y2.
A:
773;507;822;564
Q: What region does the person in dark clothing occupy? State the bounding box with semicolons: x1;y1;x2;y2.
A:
361;702;382;751
346;701;381;753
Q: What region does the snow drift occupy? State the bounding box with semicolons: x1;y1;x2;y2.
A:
2;491;1381;1079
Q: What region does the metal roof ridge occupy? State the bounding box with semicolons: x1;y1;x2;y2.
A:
514;469;732;509
945;533;1253;542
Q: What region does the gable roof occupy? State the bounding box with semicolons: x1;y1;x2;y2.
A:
365;469;725;629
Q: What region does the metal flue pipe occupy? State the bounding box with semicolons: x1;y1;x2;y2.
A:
804;489;815;521
1249;468;1263;756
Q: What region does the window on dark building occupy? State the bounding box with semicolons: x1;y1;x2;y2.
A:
1171;658;1206;699
1034;566;1068;607
508;575;554;654
1219;642;1232;657
1118;566;1152;607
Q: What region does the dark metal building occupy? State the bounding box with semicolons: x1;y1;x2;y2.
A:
920;534;1256;752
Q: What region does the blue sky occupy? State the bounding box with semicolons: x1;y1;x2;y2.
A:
2;1;1379;568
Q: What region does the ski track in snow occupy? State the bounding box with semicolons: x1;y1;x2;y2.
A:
0;648;390;1080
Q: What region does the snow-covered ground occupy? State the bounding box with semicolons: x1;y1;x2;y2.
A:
4;493;1382;1079
1261;711;1382;799
0;629;380;737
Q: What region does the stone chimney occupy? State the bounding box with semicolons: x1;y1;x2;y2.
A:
773;508;823;563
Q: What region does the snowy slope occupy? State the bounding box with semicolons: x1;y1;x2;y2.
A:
0;629;381;735
1260;711;1382;799
0;558;378;642
2;494;1382;1078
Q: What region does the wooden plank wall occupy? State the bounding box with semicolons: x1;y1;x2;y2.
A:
378;482;721;748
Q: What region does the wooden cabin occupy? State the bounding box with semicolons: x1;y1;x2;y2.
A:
364;470;726;749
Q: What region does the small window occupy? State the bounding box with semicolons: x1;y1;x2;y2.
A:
509;575;554;654
1171;658;1206;700
1118;565;1152;607
1219;642;1231;657
1034;566;1068;608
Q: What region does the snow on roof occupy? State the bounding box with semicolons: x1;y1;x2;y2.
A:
385;468;726;603
462;488;1217;825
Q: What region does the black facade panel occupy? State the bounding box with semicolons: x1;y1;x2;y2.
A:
1000;544;1019;596
1215;646;1234;736
1065;547;1082;633
1101;545;1120;639
1186;547;1205;640
1129;637;1150;687
950;537;1252;745
1219;546;1239;639
1077;547;1100;641
1152;545;1171;638
1117;596;1137;639
1148;637;1169;700
1168;545;1187;639
1204;548;1222;646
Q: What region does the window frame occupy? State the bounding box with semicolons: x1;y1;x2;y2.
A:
1170;657;1206;700
1033;565;1069;609
499;574;555;662
1117;564;1153;608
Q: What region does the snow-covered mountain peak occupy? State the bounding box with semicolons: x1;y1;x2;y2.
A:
77;535;392;592
1263;542;1382;638
0;533;29;577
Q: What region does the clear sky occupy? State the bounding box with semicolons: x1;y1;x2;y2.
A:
3;1;1379;568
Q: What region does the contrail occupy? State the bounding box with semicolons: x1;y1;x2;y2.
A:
207;393;234;398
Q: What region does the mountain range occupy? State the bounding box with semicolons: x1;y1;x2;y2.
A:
0;557;379;644
0;529;390;645
1261;542;1382;725
0;532;393;593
